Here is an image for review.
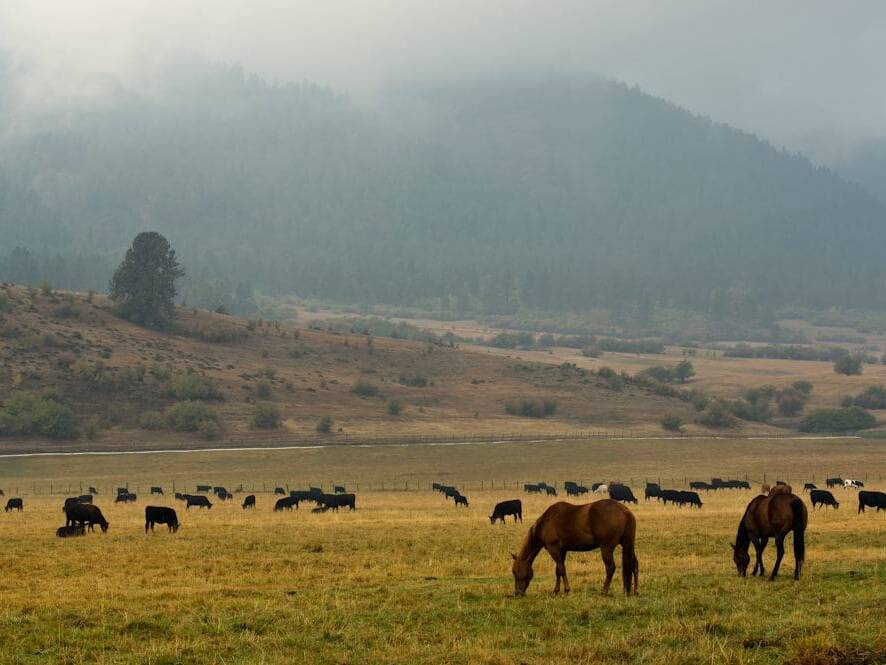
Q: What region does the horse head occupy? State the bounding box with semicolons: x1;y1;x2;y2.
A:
511;553;533;596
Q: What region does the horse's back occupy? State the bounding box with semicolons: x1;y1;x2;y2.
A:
746;492;805;536
536;499;632;550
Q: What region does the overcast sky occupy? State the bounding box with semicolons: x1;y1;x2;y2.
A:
2;1;884;162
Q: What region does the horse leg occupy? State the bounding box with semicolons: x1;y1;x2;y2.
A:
559;552;570;594
601;546;616;594
753;538;767;576
769;535;786;581
549;546;563;594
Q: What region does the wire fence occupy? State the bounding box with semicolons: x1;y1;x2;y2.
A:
6;470;882;498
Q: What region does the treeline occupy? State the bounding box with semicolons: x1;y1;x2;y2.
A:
3;59;886;315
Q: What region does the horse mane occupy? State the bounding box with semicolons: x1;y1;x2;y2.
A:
516;521;543;564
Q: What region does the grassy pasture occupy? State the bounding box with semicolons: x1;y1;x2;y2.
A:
0;439;884;664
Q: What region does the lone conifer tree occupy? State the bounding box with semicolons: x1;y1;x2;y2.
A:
110;232;184;328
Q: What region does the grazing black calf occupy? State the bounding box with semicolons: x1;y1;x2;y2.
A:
810;489;839;510
274;487;286;495
334;485;346;494
78;494;93;504
242;494;256;509
145;506;180;533
544;486;557;496
689;481;711;491
322;493;356;511
65;503;109;532
56;525;86;538
645;483;662;500
309;486;323;494
608;484;638;504
524;484;542;494
803;483;816;491
678;491;703;509
453;493;469;507
659;489;681;505
216;489;233;501
196;485;211;493
274;496;298;511
115;492;137;503
825;477;843;488
186;495;212;510
489;499;522;524
858;490;886;514
5;498;23;512
150;487;164;496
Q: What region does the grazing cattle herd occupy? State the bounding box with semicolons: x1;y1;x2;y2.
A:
0;474;882;596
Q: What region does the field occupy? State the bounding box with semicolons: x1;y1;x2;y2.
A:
1;438;884;664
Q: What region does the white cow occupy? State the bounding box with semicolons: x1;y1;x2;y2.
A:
593;484;609;494
844;479;864;489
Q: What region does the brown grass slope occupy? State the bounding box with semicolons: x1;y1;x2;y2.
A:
0;285;778;452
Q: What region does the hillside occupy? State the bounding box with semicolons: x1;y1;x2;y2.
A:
2;60;886;316
0;284;772;453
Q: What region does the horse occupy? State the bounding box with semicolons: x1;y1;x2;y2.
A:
732;492;807;581
510;499;638;596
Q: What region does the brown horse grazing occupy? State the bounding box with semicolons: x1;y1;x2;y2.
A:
732;492;807;581
511;499;638;596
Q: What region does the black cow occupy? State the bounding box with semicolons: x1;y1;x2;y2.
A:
544;486;557;497
678;491;703;509
115;492;137;503
78;494;93;504
334;485;346;494
216;489;233;501
5;498;23;512
56;525;86;538
660;489;681;505
645;483;662;500
150;487;164;495
432;482;443;492
608;484;638;504
88;486;98;495
274;496;298;511
322;493;356;511
810;489;839;510
489;499;522;524
242;494;256;509
65;503;109;532
145;506;180;533
196;485;212;493
63;497;81;512
524;484;542;494
274;487;286;495
0;488;4;496
689;481;710;491
174;492;187;501
564;481;587;495
186;495;212;510
309;486;323;494
826;477;843;488
116;487;128;495
442;486;459;501
858;490;886;514
803;483;817;491
453;493;469;507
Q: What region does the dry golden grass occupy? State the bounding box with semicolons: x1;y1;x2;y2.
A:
0;439;883;664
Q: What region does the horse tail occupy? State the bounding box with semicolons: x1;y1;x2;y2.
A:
790;497;806;577
621;511;638;595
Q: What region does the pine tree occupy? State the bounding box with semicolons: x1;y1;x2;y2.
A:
110;232;184;329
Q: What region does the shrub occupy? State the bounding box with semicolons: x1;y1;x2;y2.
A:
848;385;886;409
352;380;379;397
39;281;53;296
792;380;813;396
316;415;334;433
834;355;864;375
697;401;737;429
198;419;222;441
728;399;770;423
640;365;675;383
673;360;695;383
661;414;684;431
252;402;281;429
386;399;404;416
139;411;166;430
0;391;76;439
504;399;557;418
164;402;221;432
398;373;428;387
167;372;223;401
581;345;601;358
596;367;617;379
255;381;273;399
799;407;876;432
776;391;806;416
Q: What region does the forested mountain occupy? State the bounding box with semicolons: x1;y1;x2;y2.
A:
1;58;885;315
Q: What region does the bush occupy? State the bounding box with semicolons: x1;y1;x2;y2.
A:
252;402;281;429
139;411;166;430
581;345;601;358
697;401;737;429
198;418;221;441
398;373;428;387
316;415;334;433
386;399;404;416
167;372;223;401
799;407;876;433
255;381;273;399
0;391;76;439
661;414;684;431
776;391;806;416
505;399;557;418
673;360;695;383
352;380;379;397
834;355;864;375
792;381;813;396
848;385;886;409
728;399;770;422
164;402;221;432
